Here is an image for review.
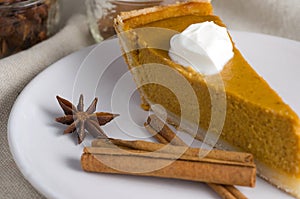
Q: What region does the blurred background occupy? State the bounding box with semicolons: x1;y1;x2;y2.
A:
60;0;300;41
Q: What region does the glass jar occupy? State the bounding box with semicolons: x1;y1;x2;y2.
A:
86;0;163;42
0;0;60;58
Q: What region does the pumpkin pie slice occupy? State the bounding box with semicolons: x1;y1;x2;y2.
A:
114;1;300;197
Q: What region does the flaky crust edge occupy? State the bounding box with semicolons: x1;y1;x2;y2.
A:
114;0;212;33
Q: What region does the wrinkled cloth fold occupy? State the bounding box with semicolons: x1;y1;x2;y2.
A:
0;14;94;199
212;0;300;41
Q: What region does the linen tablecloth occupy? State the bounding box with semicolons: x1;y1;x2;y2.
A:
0;14;94;199
0;0;299;198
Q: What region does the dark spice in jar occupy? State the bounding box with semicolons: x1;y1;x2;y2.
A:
0;0;57;58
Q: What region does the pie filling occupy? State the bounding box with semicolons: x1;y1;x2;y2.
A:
115;2;300;197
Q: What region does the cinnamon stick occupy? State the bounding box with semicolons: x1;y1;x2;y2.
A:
83;136;256;187
82;145;255;186
91;138;253;165
206;184;247;199
145;114;250;199
146;115;186;146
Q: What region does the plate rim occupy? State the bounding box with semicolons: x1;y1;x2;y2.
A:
7;31;300;199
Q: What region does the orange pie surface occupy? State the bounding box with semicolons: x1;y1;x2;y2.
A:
114;1;300;197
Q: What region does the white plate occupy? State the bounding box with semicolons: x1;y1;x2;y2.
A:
8;31;300;199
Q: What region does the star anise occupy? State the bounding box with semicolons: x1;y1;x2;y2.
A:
55;94;119;144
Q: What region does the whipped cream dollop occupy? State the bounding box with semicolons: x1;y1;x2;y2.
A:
169;21;234;75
